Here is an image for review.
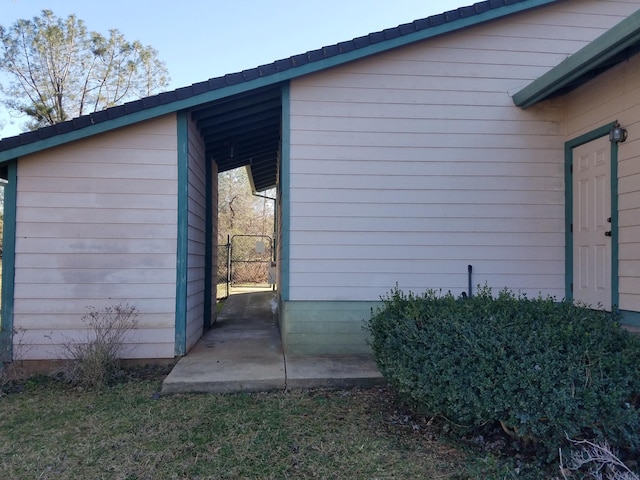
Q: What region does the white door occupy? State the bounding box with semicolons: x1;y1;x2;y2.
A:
572;136;612;310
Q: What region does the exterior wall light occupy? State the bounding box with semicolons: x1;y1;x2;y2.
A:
609;122;628;143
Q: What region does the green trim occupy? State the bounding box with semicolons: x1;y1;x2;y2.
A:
564;141;573;299
0;0;556;164
203;158;213;330
514;9;640;108
280;84;291;301
610;139;620;309
564;122;618;305
619;310;640;327
174;112;189;356
0;161;17;362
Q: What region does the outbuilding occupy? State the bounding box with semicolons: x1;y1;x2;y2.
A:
1;0;639;365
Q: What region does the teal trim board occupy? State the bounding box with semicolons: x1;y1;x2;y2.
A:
174;112;189;356
610;139;620;309
564;142;573;300
203;159;213;330
0;161;17;362
564;122;618;304
280;84;291;301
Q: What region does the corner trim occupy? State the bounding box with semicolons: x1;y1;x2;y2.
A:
280;84;291;301
203;158;213;330
0;161;17;362
175;112;189;356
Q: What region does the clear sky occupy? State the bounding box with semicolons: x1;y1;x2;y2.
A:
0;0;472;137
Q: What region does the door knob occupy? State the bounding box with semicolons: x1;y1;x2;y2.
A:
605;231;612;237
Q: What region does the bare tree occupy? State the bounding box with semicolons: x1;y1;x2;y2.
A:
218;168;275;243
0;10;169;131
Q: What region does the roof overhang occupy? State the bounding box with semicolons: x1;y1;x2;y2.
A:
513;8;640;108
190;86;282;191
0;0;558;167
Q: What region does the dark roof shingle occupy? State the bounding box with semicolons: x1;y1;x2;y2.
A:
0;0;537;153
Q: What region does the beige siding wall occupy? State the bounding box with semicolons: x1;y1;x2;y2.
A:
288;0;639;302
185;116;207;351
14;115;179;360
565;53;640;312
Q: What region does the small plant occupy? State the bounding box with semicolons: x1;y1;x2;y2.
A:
560;438;639;479
61;301;139;390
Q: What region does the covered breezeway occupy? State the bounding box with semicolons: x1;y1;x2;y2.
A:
191;85;283;193
175;84;285;357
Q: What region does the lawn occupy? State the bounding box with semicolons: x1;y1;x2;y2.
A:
0;371;507;480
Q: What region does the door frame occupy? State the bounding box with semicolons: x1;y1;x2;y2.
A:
564;121;619;307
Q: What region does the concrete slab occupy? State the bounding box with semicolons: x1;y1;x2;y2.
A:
161;290;384;395
286;354;385;390
162;290;285;394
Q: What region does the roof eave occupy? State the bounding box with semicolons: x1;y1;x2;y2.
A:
0;0;558;163
513;8;640;109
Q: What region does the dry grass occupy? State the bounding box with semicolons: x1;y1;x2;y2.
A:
0;373;506;479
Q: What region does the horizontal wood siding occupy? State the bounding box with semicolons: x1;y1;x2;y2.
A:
13;116;179;360
566;52;640;312
186;116;207;351
287;0;639;302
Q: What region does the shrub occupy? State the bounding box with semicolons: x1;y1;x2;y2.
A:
0;327;27;396
366;286;640;460
61;302;139;390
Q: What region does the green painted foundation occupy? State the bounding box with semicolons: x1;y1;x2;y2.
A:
620;310;640;327
278;301;640;354
279;300;380;355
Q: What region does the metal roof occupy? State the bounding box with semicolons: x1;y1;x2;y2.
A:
0;0;557;191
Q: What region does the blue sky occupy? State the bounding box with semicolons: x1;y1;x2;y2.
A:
0;0;471;137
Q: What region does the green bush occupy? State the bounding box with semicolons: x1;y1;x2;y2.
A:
366;286;640;459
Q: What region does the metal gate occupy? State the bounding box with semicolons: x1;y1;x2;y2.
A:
230;234;273;286
216;235;273;299
216;240;231;300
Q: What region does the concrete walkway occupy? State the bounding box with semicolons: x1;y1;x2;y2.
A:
161;290;384;394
